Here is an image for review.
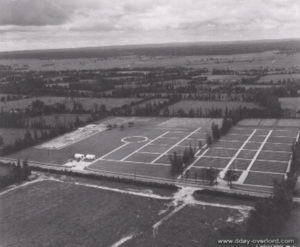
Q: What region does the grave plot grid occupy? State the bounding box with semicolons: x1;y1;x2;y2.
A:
86;125;297;188
93;127;204;168
180;126;296;188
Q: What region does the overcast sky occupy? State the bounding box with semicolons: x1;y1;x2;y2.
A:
0;0;299;51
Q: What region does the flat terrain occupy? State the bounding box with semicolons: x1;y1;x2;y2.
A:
166;100;262;114
124;205;241;247
0;180;166;247
7;117;219;171
1;50;299;71
0;179;247;247
0;128;48;146
3;117;299;191
187;119;298;188
279;97;300;111
26;114;91;128
258;74;300;83
0;96;141;112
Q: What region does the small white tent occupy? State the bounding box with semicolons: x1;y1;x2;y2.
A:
85;154;96;160
74;153;84;159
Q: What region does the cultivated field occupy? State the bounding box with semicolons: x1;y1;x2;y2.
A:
258;74;300;83
0;96;141;112
0;128;48;146
0;179;248;247
166;100;261;114
0;180;166;247
135;98;169;108
279;97;300;111
26;114;91;128
1;50;298;71
206;74;240;83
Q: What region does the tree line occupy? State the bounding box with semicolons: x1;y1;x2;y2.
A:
0;160;31;189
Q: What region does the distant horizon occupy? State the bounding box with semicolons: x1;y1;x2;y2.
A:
1;37;299;54
0;0;299;52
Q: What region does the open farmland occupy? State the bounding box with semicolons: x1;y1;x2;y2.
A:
0;178;249;247
1;48;299;71
0;180;166;247
135;98;169;107
258;73;300;83
0;96;142;112
166;100;262;115
206;74;240;83
0;128;48;146
25;114;91;128
279;97;300;111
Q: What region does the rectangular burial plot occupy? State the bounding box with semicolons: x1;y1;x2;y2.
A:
189;132;207;139
167;145;187;155
249;135;266;142
206;148;237;158
251;161;288;173
194;157;230;169
257;151;290;162
244;172;285;186
243;142;262;150
187;167;222;181
271;129;298;138
214;140;243;149
254;129;271;136
221;134;249;142
262;143;292;152
139;144;173;154
153;155;175;165
267;136;295;144
88;160;172;179
126;152;161;163
163;131;190;139
237;150;256;159
102;142;145;161
228;159;251;170
179;138;204;147
229;128;254;135
152;137;181;146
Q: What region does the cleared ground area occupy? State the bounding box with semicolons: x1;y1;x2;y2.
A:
0;179;248;247
3;117;299;190
185;119;299;188
0;180;166;247
7;117;221;180
166;100;261;114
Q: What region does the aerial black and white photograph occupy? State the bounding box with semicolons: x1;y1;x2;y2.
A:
0;0;299;246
